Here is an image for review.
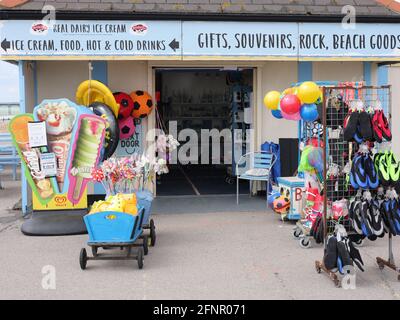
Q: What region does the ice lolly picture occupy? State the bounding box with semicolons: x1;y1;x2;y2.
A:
68;114;106;204
8;114;55;204
35;100;77;193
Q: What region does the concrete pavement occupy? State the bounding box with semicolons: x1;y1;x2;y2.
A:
1;173;400;299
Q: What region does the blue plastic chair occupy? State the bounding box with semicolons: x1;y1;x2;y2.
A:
236;151;276;205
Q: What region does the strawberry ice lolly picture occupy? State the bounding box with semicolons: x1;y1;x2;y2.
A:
69;115;106;204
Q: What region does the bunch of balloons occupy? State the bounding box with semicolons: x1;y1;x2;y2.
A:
264;81;321;122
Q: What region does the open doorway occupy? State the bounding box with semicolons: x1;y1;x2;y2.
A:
155;68;254;196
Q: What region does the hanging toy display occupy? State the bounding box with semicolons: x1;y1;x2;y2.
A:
264;81;321;123
130;90;154;119
76;80;120;117
89;102;120;161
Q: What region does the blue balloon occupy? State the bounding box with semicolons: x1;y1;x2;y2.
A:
300;104;319;122
272;109;283;119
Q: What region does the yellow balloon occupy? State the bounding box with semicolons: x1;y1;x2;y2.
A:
264;91;281;110
298;82;320;104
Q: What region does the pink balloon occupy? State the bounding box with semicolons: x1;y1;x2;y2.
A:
280;94;302;115
282;111;301;121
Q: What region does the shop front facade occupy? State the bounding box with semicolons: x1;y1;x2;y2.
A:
1;1;400;212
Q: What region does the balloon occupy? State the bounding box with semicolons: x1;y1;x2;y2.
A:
300;104;319;122
298;81;320;104
114;92;134;120
263;91;280;110
280;94;301;115
271;109;283;119
282;111;301;121
283;87;298;96
119;116;136;140
130;90;154;119
89;102;120;161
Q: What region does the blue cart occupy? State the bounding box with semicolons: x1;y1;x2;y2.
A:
136;190;156;247
79;206;147;270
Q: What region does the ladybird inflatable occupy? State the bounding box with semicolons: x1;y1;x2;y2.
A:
273;189;291;215
130;90;154;119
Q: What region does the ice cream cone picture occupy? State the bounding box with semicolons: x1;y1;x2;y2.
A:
8;114;55;204
68;114;106;204
34;99;87;194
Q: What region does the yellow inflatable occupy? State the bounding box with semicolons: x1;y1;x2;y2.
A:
76;80;119;117
89;193;138;216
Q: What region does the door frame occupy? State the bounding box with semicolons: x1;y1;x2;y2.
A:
147;62;263;196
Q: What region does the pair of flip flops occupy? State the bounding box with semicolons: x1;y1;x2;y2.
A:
380;199;400;236
324;235;364;273
344;111;373;142
374;152;400;187
350;153;379;190
371;110;392;143
349;199;385;239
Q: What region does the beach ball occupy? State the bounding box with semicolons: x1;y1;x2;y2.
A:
263;91;280;110
130;90;154;119
300;104;319;122
280;94;301;115
119;116;136;140
298;82;320;104
271;109;283;119
114;92;134;120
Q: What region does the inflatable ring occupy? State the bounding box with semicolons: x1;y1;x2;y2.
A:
76;80;119;117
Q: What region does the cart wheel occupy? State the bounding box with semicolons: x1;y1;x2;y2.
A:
293;227;302;239
150;219;156;247
299;237;311;249
91;246;98;257
79;248;87;270
397;274;400;282
334;278;341;288
315;261;322;274
378;263;385;271
137;248;144;269
143;236;149;256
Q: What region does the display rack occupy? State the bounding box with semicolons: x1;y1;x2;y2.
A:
315;84;396;287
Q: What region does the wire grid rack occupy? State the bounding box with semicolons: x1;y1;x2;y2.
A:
316;85;393;287
322;85;391;236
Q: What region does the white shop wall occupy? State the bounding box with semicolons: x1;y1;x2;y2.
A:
389;64;400;157
37;61;88;103
260;61;298;144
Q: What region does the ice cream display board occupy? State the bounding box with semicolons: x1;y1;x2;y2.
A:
9;99;106;209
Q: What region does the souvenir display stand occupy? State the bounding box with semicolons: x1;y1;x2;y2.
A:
314;85;398;287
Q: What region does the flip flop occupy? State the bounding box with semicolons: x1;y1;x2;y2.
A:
337;240;354;275
381;200;397;236
324;236;338;271
360;200;373;237
351;200;364;235
353;155;369;189
377;110;392;141
390;199;400;235
344;112;359;141
345;239;365;272
365;155;379;189
369;200;385;237
372;111;383;143
377;153;391;186
358;111;373;141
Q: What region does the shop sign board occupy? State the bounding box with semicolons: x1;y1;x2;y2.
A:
0;20;182;58
116;122;143;157
1;20;400;60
